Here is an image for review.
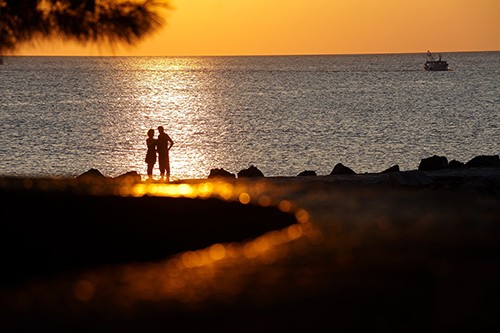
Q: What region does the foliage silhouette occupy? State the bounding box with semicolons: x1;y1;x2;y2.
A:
0;0;171;53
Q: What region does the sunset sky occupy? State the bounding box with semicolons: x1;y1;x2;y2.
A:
17;0;500;56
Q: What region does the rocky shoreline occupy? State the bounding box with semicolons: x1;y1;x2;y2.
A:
65;153;500;196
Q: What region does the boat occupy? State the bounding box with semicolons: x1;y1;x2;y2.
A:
424;50;449;71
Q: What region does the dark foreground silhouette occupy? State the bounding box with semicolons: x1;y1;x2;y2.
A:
1;172;499;333
0;182;296;287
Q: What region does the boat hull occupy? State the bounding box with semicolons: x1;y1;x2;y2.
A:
424;61;448;71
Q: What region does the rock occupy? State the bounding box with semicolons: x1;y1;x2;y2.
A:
381;165;400;173
237;165;264;178
465;155;500;168
208;168;236;179
418;155;448;171
297;170;317;177
449;160;465;169
76;168;107;181
330;163;356;175
114;171;141;184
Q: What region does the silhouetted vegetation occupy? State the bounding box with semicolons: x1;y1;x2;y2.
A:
0;0;171;53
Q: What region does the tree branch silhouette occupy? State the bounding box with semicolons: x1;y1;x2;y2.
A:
0;0;171;53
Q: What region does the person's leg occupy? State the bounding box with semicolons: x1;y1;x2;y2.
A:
166;154;170;182
158;156;166;180
147;163;154;180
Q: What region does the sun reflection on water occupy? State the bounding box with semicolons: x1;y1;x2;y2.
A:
122;57;225;181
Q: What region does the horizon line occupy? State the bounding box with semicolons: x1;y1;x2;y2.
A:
4;49;500;58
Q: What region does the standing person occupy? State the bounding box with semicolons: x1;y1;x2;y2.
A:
156;125;174;181
145;128;157;181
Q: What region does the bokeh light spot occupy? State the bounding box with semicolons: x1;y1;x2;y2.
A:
239;192;251;204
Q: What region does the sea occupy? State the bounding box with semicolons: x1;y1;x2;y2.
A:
0;52;499;181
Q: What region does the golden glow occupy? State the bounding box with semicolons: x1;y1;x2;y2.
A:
287;224;304;240
132;181;248;203
132;182;197;197
278;200;293;212
295;209;310;224
257;195;272;207
126;180;318;273
238;192;251;204
4;176;322;305
15;0;500;56
208;243;226;261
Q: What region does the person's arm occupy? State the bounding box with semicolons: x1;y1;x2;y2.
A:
167;135;174;150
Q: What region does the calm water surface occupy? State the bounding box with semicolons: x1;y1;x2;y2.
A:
0;52;498;180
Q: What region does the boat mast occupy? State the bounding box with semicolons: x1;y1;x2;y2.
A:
427;50;435;61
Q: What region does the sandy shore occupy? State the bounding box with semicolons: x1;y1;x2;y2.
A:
1;168;499;332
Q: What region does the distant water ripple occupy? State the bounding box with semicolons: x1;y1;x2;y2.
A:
0;52;498;180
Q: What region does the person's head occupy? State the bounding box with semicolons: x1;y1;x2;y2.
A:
147;128;154;138
157;126;164;133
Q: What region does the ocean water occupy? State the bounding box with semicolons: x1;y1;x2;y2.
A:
0;52;499;180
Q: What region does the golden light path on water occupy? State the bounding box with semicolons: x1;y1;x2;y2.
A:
121;57;224;181
68;179;323;304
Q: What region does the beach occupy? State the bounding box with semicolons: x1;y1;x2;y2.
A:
1;167;499;332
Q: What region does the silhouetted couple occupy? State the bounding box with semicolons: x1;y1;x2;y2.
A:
145;126;174;181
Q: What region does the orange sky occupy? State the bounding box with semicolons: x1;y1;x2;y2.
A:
16;0;500;56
